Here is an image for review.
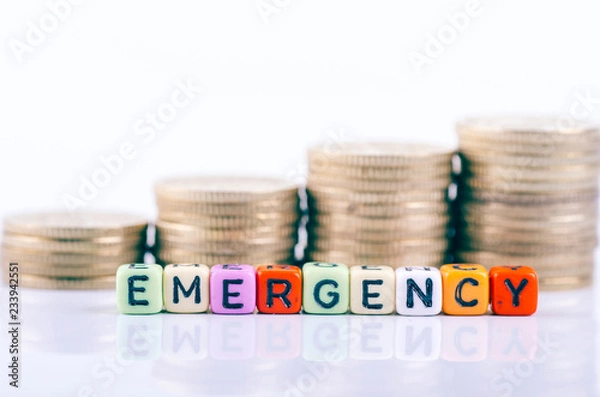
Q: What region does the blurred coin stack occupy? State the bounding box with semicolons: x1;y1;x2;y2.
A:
154;176;300;265
1;212;147;289
305;142;455;267
455;116;600;290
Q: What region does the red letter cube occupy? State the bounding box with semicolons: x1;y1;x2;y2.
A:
256;264;302;314
490;266;538;316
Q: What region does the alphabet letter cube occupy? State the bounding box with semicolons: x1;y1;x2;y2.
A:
440;264;489;315
163;263;210;313
210;264;256;314
256;264;302;314
396;266;442;316
302;262;349;314
350;265;395;315
116;264;163;314
489;266;538;315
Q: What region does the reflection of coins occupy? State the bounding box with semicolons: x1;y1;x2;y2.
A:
455;116;600;290
2;211;148;290
306;142;454;268
153;176;301;266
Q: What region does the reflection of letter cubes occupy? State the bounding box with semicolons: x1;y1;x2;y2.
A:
440;264;489;315
163;264;210;313
210;264;256;314
116;264;163;314
395;266;442;316
490;266;538;316
256;264;302;314
349;265;395;315
302;262;349;314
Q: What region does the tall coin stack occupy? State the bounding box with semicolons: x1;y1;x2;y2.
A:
154;176;300;265
305;142;455;268
455;117;600;290
1;212;147;289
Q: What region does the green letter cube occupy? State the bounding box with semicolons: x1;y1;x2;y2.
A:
302;262;349;314
116;264;163;314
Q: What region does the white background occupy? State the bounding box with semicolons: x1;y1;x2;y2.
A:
1;0;600;220
1;1;600;396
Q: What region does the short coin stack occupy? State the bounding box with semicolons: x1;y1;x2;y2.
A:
1;212;147;289
305;142;455;268
455;116;600;290
154;176;301;265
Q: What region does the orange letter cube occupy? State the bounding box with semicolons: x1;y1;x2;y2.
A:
440;264;489;315
256;264;302;314
489;266;538;316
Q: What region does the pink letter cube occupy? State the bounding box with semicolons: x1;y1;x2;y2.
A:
210;264;256;314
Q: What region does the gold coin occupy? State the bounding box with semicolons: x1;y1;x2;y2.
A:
308;237;449;256
157;212;300;229
11;274;116;290
307;174;452;193
156;196;299;216
307;185;449;205
457;200;598;219
308;193;448;215
456;226;597;244
307;224;448;241
538;274;593;291
457;188;598;205
460;175;599;194
457;238;597;255
458;212;597;231
154;176;299;203
3;212;148;239
308;162;451;181
156;248;295;266
306;249;447;268
454;250;594;268
308;142;456;167
155;235;297;255
2;232;146;255
457;116;600;144
1;247;144;265
461;165;600;184
459;149;600;167
156;220;298;242
309;213;450;231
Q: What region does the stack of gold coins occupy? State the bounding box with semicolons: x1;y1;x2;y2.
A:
154;176;300;265
455;116;600;290
1;212;147;289
305;142;455;267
